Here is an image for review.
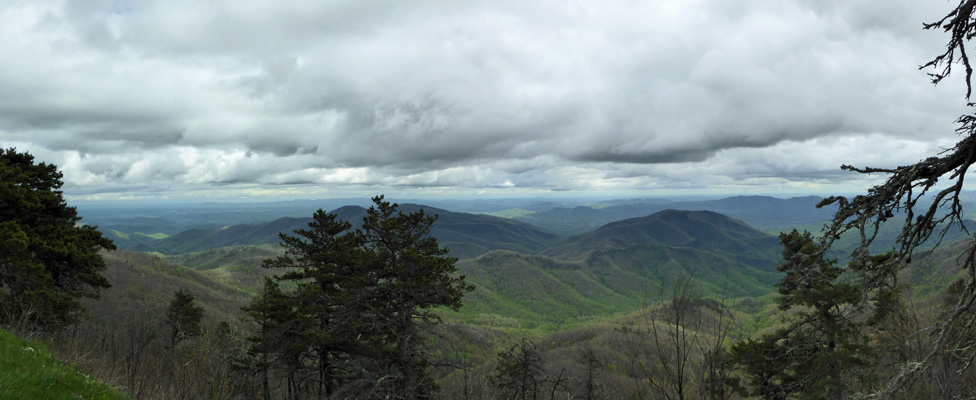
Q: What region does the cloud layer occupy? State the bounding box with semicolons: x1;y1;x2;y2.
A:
0;0;968;200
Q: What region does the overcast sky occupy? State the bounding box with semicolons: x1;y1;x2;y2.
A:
0;0;970;202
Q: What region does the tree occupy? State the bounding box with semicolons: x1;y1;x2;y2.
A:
359;195;474;398
244;195;473;399
260;209;367;398
643;276;702;400
166;289;205;347
732;231;869;399
810;1;976;395
627;274;737;400
243;278;315;400
0;148;115;329
491;338;547;400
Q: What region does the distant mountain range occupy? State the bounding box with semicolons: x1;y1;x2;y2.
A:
109;206;785;329
515;195;837;236
110;204;559;259
540;209;780;263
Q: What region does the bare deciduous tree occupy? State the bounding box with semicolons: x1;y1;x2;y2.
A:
814;1;976;396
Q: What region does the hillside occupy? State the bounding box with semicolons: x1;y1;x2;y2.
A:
107;204;559;259
515;195;835;236
85;250;251;327
0;329;128;400
901;238;974;297
164;244;284;294
540;209;781;265
44;250;253;399
453;243;779;330
447;210;782;330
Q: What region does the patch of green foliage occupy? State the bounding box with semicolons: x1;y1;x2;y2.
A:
0;329;128;400
136;232;169;239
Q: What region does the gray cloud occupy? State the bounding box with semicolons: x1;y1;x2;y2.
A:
0;0;969;200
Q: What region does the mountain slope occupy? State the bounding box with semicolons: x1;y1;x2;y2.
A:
449;210;783;329
517;195;834;236
453;242;780;330
540;209;781;267
110;204;559;259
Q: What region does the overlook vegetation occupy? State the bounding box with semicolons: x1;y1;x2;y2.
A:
0;328;127;400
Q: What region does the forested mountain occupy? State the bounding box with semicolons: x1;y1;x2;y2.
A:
107;204;559;259
450;210;782;329
145;208;782;331
454;244;779;330
516;195;836;236
32;197;976;399
540;209;781;263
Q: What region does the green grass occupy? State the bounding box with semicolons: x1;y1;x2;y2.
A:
136;232;169;239
0;328;128;400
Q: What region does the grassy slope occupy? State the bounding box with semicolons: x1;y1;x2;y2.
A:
0;329;128;400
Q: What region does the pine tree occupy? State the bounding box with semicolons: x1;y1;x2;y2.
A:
731;230;868;399
0;148;115;329
360;195;474;398
261;210;366;397
244;195;473;399
491;339;547;400
166;289;205;347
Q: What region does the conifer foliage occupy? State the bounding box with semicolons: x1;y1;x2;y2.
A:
0;148;115;329
244;195;473;399
731;231;868;400
165;289;205;347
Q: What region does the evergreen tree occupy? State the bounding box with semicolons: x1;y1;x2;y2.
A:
244;195;472;399
731;230;868;399
360;195;474;398
261;210;366;397
166;289;205;347
816;1;976;394
243;278;314;399
0;148;115;329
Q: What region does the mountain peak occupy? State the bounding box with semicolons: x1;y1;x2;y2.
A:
541;209;780;265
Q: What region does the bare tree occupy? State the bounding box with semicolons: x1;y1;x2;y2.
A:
814;1;976;396
641;276;701;400
491;338;548;400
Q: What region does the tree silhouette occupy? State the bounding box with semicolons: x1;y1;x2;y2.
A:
812;2;976;394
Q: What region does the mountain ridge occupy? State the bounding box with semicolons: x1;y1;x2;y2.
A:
111;204;560;259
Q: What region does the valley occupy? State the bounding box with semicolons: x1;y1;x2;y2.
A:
83;196;804;331
10;194;976;399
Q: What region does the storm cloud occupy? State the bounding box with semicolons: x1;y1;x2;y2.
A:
0;0;967;200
